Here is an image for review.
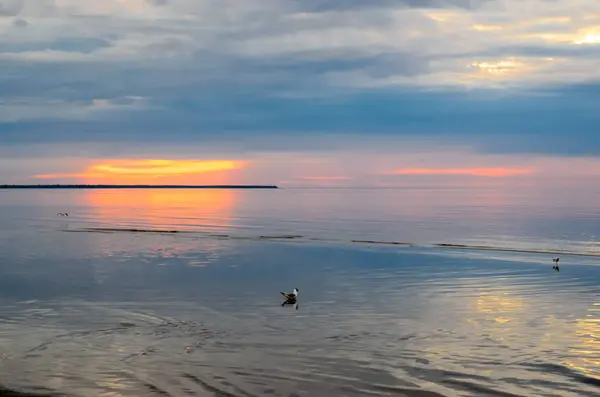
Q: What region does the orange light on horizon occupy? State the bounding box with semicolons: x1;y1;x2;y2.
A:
33;159;247;184
383;168;534;177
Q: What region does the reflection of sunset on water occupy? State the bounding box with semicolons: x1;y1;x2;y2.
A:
466;291;532;349
469;288;600;381
81;188;238;231
566;303;600;380
477;293;525;322
77;189;241;269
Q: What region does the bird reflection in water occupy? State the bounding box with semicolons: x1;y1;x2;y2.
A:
553;257;560;271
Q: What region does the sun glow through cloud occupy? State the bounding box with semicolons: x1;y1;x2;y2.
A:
471;24;504;31
34;159;247;184
574;30;600;44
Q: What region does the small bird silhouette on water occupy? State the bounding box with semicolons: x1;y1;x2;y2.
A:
280;288;299;310
552;257;560;271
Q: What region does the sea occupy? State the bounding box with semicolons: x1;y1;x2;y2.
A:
0;186;598;397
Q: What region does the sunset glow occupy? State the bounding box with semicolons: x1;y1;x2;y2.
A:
34;159;246;184
298;176;352;181
471;24;504;31
575;32;600;44
384;168;534;177
2;0;599;189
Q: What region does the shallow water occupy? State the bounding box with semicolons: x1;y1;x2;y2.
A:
2;186;600;255
0;187;598;396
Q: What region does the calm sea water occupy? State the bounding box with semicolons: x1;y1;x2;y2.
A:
0;187;598;397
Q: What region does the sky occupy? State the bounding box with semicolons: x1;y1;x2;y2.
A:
1;0;600;186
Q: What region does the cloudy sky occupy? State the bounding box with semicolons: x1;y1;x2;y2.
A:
1;0;599;186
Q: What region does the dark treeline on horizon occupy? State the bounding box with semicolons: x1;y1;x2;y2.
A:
0;184;279;189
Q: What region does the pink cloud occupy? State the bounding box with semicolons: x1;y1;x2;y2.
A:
382;168;534;177
297;176;353;181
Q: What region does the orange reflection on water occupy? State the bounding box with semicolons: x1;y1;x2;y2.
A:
81;188;238;231
566;303;600;380
475;293;526;325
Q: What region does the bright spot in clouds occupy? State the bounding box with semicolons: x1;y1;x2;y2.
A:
470;59;522;75
574;31;600;44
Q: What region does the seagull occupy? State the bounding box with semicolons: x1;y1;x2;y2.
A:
280;288;298;300
57;212;69;217
552;257;560;271
280;288;299;310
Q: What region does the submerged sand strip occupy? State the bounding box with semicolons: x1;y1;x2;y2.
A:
432;244;600;258
352;240;412;246
59;227;600;258
70;227;190;234
259;235;304;239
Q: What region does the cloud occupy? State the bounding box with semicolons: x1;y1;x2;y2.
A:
296;176;353;181
33;159;247;184
12;18;27;27
0;0;599;170
284;0;493;12
0;96;150;122
0;0;24;16
4;142;600;186
382;168;534;177
3;0;599;84
147;0;168;6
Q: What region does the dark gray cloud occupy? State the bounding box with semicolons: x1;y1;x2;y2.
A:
1;79;599;156
12;17;27;27
0;45;430;104
0;0;23;16
0;37;111;54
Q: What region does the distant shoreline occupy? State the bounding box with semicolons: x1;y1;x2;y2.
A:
0;184;279;189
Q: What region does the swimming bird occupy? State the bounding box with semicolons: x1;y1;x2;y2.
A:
552;257;560;271
280;288;298;300
280;288;299;310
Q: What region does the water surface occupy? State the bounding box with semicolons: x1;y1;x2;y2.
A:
0;187;598;396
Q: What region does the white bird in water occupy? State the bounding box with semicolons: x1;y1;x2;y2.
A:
280;288;299;310
552;257;560;271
